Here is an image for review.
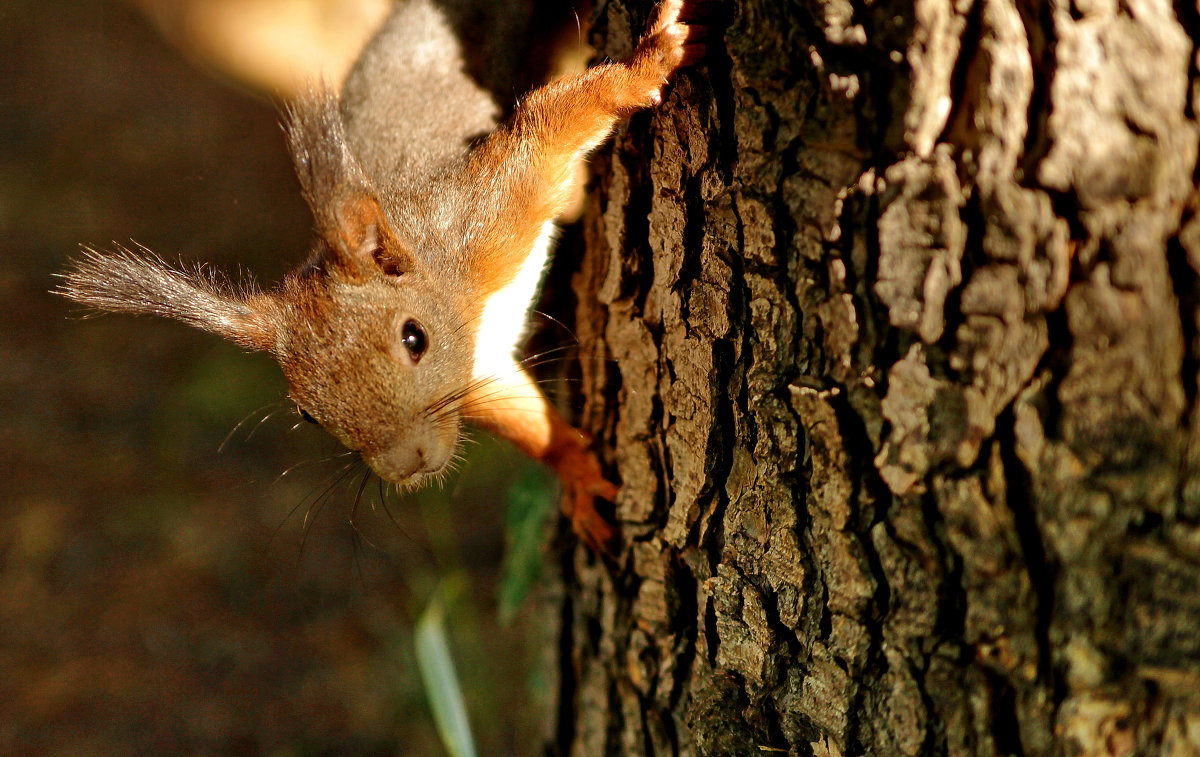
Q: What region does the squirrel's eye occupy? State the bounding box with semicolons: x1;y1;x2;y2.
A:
401;319;427;363
298;407;318;424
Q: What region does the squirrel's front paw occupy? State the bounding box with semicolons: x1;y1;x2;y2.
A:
630;0;710;104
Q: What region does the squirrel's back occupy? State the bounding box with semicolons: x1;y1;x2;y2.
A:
331;0;586;264
340;0;578;188
340;0;496;188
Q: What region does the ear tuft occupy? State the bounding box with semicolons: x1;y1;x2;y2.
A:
56;243;281;352
285;87;367;232
285;89;415;281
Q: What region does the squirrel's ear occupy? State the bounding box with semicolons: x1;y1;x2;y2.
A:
286;89;415;282
325;192;416;281
57;245;281;353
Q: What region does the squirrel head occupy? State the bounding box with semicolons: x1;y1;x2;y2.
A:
58;234;476;489
58;91;479;487
272;218;477;486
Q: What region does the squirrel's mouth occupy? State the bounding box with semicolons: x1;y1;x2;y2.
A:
368;464;450;492
362;434;458;488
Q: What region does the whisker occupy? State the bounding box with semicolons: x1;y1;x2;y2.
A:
274;457;357;529
349;528;367;588
456;405;554;422
218;400;287;453
457;385;551;408
529;310;579;344
458;409;558;422
457;434;480;449
298;460;363;558
516;351;615;374
518;342;579;367
373;479;424;553
450;311;486;338
244;404;292;443
348;467;383;551
425;371;505;416
272;450;356;484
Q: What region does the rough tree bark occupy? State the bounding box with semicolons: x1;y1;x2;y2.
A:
548;0;1200;754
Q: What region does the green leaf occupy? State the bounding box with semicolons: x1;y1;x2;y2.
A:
497;467;555;626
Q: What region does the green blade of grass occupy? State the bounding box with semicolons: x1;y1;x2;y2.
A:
414;594;479;757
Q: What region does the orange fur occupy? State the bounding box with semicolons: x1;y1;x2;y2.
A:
469;0;706;295
60;0;708;553
465;368;620;551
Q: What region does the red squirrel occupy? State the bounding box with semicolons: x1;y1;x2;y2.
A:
59;0;707;552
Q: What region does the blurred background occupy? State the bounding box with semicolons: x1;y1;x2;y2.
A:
0;0;572;753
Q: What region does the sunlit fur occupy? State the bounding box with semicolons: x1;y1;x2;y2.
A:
57;0;704;547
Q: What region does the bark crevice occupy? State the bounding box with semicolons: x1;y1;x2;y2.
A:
553;1;1200;754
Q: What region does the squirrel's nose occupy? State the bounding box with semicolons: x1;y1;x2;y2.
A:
366;443;427;482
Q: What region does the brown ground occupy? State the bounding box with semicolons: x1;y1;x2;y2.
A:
0;1;552;753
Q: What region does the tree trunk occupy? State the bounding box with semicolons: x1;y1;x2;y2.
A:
550;0;1200;754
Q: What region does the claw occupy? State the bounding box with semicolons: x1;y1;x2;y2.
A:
546;430;621;554
568;484;620;555
630;0;712;104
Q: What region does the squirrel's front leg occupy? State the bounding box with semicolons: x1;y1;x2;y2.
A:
464;1;708;551
467;0;708;287
464;365;620;553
